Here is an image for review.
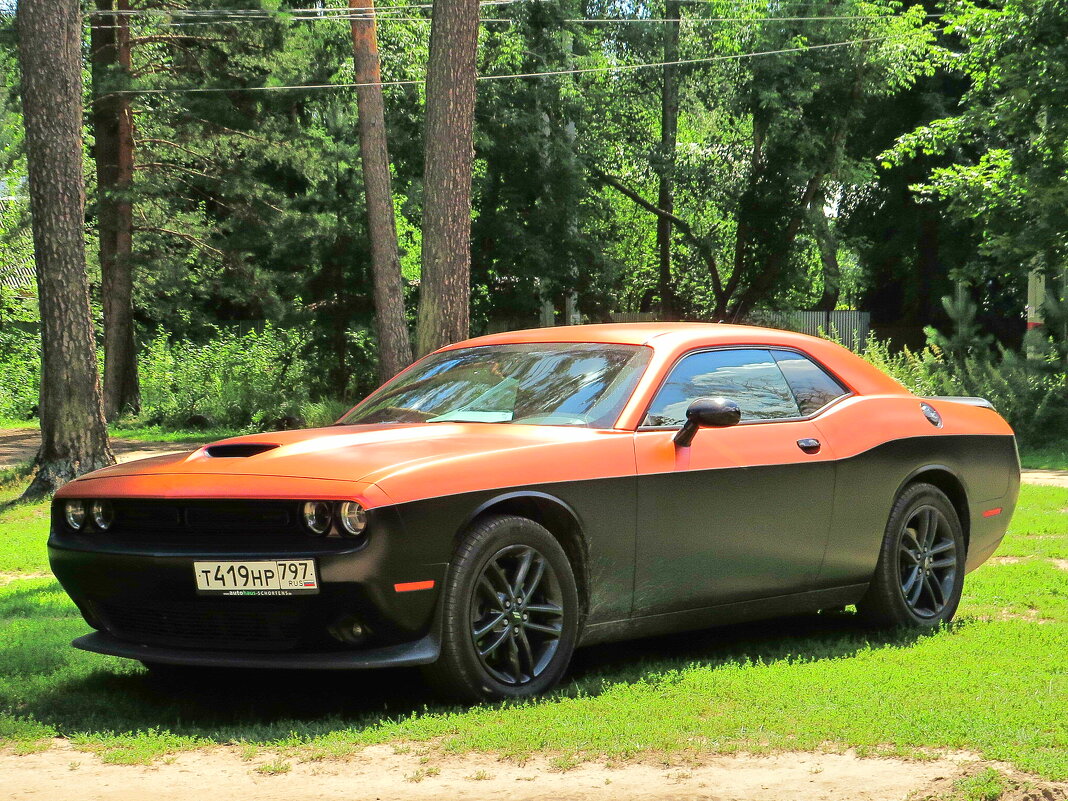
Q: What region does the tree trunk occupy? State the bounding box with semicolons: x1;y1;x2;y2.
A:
349;0;413;381
92;0;140;420
809;190;841;312
415;0;479;356
656;0;681;320
18;0;115;498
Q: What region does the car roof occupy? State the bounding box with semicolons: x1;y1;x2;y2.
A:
440;322;909;408
448;322;831;351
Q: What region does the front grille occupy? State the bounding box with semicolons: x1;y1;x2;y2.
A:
98;601;304;652
110;499;302;537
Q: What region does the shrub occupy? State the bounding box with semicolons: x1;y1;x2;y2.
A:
138;325;315;429
299;398;354;428
0;288;40;421
0;333;38;420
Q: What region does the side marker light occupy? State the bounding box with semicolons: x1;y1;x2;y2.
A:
394;580;435;592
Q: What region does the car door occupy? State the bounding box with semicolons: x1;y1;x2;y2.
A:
632;347;839;616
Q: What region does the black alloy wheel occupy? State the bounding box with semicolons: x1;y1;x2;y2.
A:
469;544;564;686
423;514;580;702
858;482;966;629
897;505;958;619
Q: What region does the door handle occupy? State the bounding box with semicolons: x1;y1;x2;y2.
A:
797;438;821;454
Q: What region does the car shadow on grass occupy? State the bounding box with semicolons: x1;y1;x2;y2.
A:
0;578;948;744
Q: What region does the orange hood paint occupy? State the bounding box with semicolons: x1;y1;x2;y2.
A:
58;423;637;506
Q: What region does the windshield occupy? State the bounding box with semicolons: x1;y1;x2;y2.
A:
340;343;651;428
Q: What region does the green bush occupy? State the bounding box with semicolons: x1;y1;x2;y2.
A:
0;288;40;421
0;321;376;432
138;325;315;429
859;335;1068;447
0;333;38;420
299;398;354;428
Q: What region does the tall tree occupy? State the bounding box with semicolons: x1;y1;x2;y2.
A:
885;0;1068;313
17;0;114;498
415;0;480;355
349;0;413;381
90;0;140;420
656;0;681;319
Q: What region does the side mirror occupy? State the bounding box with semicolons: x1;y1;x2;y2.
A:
673;397;741;447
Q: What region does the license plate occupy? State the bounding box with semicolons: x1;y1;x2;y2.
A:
193;559;319;595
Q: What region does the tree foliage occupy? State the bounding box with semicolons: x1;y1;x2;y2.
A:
1;0;1064;421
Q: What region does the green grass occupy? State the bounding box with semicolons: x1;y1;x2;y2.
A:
0;485;1065;776
1019;443;1068;471
104;423;239;444
0;419;238;444
948;768;1010;801
0;419;40;431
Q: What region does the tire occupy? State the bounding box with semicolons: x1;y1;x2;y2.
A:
422;514;580;702
858;482;966;629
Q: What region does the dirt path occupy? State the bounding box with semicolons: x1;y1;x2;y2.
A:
0;428;202;471
7;743;1063;801
1020;468;1068;488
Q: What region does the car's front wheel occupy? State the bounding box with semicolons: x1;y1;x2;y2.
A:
858;482;966;629
423;514;579;702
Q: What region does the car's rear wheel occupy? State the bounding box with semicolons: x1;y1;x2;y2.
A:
858;482;965;629
423;514;579;702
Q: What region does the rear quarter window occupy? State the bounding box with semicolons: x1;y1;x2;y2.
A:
772;350;849;415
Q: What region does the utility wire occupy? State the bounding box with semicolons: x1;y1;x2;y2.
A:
115;35;887;95
113;12;940;26
87;0;898;15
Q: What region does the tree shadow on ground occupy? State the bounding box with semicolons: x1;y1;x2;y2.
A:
1;579;944;741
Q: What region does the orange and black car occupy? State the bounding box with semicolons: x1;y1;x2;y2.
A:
49;323;1020;701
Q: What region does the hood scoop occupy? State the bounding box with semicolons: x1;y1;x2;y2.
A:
204;443;280;458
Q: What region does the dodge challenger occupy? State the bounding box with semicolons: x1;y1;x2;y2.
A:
49;323;1020;700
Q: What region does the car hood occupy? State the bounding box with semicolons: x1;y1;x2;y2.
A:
72;423;617;486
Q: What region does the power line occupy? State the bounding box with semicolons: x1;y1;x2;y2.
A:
86;0;897;15
128;12;940;23
569;13;941;22
86;4;434;15
95;9;939;27
115;35;887;94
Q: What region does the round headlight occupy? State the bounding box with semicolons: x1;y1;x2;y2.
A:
90;500;114;531
302;501;332;536
338;501;367;537
64;500;87;531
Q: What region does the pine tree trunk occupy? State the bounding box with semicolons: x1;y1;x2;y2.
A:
18;0;115;498
415;0;479;356
657;0;681;320
92;0;139;420
349;0;413;381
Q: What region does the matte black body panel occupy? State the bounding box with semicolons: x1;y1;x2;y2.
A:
633;460;835;614
812;434;1020;587
388;476;638;625
583;584;868;646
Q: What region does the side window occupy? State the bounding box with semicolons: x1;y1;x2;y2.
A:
772;350;849;415
643;348;800;426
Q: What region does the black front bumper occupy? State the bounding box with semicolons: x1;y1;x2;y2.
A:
73;629;439;669
48;515;447;667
